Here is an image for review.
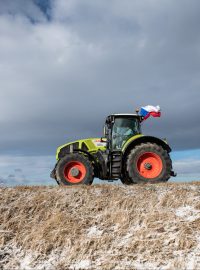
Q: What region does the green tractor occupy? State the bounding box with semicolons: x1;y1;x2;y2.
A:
51;113;176;185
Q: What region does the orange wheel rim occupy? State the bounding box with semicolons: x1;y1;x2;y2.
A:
64;161;86;183
137;152;163;179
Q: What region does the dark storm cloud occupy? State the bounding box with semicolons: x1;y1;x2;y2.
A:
0;0;200;155
0;0;52;22
33;0;52;19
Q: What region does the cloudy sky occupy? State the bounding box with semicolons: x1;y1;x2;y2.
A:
0;0;200;185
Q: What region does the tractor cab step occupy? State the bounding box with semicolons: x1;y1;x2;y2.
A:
110;151;122;179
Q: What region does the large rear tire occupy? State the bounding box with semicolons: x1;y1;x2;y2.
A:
56;153;94;185
126;143;172;184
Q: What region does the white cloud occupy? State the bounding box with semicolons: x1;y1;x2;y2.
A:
174;159;200;175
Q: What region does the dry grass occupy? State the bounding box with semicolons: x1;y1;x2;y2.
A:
0;182;200;269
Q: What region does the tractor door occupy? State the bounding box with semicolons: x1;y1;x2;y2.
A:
112;117;140;150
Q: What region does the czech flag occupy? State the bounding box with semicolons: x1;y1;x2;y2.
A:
140;105;161;120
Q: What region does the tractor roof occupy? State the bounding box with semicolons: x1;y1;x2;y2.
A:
105;113;142;123
111;113;140;117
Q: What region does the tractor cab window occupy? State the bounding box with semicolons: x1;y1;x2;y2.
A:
112;117;140;150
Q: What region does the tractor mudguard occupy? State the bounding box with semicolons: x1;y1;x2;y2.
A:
122;135;171;158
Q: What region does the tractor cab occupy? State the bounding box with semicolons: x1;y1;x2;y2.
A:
104;114;142;151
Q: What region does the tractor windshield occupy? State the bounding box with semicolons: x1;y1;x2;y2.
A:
112;117;140;150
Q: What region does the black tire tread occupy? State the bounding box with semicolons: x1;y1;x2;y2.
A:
126;143;172;184
56;153;94;186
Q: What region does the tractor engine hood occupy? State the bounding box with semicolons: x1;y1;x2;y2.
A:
56;138;107;160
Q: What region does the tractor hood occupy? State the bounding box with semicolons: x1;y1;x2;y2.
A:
56;138;107;160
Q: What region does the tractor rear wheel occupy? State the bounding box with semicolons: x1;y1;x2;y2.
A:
126;143;172;184
56;153;93;185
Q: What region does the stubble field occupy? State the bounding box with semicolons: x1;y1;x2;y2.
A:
0;182;200;269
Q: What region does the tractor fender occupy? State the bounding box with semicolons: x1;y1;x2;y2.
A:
58;146;95;162
122;135;171;161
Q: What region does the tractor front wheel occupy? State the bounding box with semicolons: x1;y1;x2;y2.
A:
126;143;172;184
56;153;93;185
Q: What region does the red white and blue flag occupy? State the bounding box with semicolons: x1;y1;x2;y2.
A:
140;105;161;120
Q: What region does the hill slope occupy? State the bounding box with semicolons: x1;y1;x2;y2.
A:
0;183;200;269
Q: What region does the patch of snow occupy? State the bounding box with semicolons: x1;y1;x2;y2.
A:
20;254;34;270
188;185;200;191
124;188;136;196
72;259;91;269
87;226;103;237
186;255;197;270
35;254;59;270
185;235;200;270
9;246;69;270
93;188;102;196
133;260;160;270
19;252;58;270
175;205;200;222
117;232;133;246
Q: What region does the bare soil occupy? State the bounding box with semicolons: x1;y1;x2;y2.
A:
0;182;200;269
